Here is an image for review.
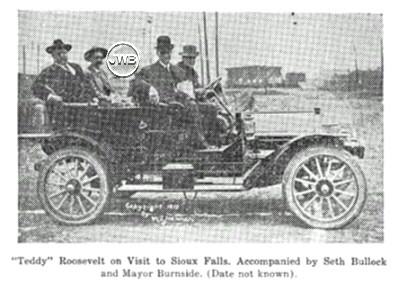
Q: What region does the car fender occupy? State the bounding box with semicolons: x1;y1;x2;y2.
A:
243;134;346;189
40;131;108;157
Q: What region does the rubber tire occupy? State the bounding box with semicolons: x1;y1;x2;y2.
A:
37;147;110;225
282;146;367;229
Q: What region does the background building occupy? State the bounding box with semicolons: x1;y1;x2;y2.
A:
322;67;383;94
226;66;283;88
285;72;306;88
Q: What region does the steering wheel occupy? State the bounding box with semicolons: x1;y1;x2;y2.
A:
198;76;222;102
204;76;222;91
168;101;185;110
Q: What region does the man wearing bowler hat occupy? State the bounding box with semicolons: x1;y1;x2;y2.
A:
32;39;87;103
83;46;114;102
177;45;201;89
130;35;185;104
129;35;210;148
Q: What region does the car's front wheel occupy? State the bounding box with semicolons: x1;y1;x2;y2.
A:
37;147;110;225
282;146;367;229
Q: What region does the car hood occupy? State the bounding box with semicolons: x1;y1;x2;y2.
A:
250;97;354;136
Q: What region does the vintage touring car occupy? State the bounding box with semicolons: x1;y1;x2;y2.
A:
20;77;367;229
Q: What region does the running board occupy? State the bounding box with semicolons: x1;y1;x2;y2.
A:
117;183;245;193
18;133;52;139
128;176;244;185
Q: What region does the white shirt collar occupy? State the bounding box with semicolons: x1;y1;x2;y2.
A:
158;60;170;71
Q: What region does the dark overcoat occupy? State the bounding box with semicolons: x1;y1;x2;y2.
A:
133;61;185;103
31;63;87;102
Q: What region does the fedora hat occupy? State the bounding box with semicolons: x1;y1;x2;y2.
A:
46;39;72;54
179;45;199;57
155;35;174;51
84;46;108;61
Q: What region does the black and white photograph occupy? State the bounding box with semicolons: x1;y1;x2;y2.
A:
17;11;383;243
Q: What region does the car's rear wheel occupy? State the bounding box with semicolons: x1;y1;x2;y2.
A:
282;146;367;229
37;147;110;225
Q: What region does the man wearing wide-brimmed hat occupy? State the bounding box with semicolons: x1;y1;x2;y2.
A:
128;35;209;148
32;39;87;103
83;46;114;102
177;45;200;89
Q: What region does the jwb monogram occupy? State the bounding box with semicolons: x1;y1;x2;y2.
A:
107;54;138;65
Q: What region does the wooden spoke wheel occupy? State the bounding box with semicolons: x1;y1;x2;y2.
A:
37;148;110;225
282;146;367;229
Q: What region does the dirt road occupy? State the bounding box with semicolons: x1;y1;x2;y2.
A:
18;191;383;243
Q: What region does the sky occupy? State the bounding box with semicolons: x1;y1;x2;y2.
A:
18;11;382;80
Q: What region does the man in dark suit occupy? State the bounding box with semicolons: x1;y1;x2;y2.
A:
128;36;209;148
177;45;200;89
32;39;87;103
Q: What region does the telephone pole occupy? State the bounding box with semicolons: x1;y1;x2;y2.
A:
147;15;153;64
198;24;205;86
202;12;211;84
215;12;220;77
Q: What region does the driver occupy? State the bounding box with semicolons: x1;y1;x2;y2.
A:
177;45;200;89
128;35;210;149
